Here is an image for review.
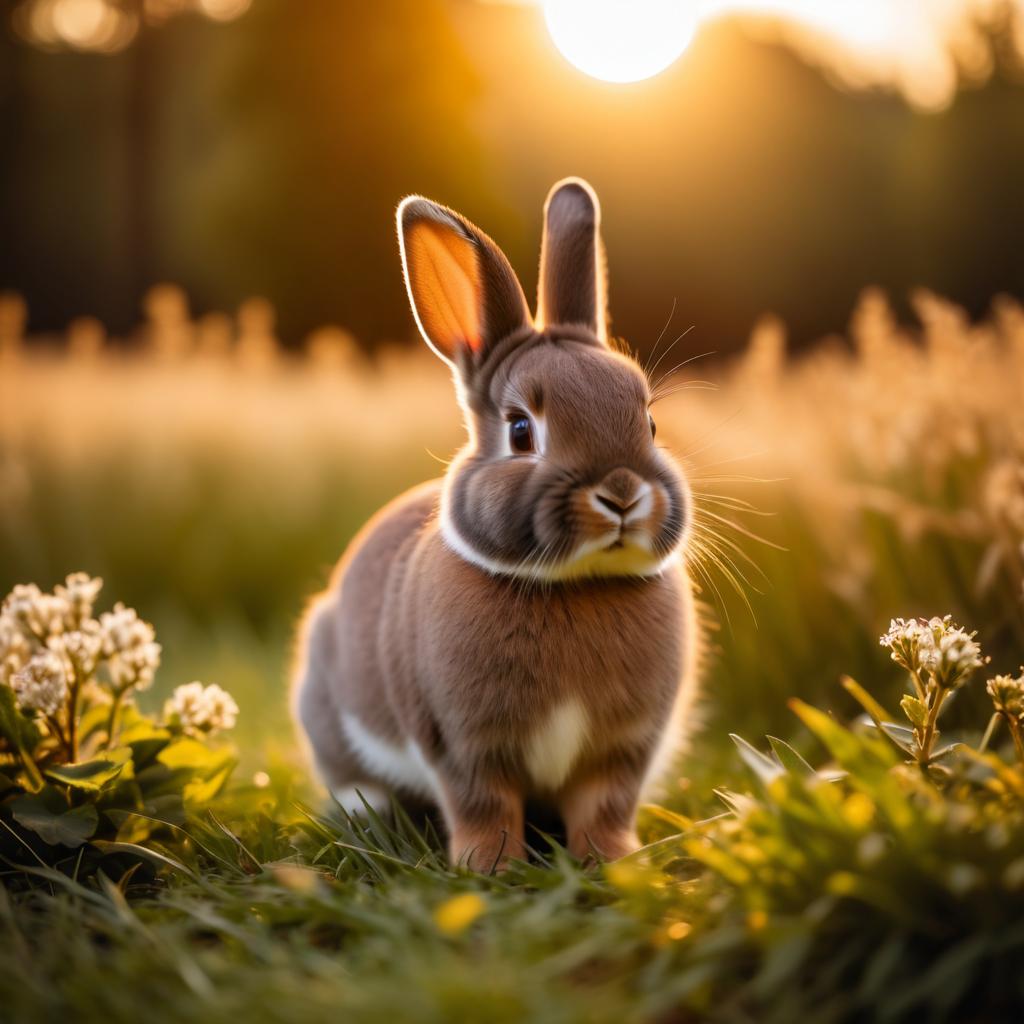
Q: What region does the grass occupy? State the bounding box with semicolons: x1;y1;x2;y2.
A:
0;806;656;1024
2;287;1024;1021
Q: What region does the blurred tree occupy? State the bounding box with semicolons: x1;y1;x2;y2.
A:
1;3;1023;351
159;0;500;346
0;0;500;346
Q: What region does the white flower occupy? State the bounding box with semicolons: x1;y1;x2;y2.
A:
923;615;986;689
881;614;986;688
11;651;69;716
99;602;161;692
879;617;930;673
0;611;19;652
54;572;103;630
0;612;33;686
987;671;1024;719
47;625;103;677
1;583;69;643
164;682;239;736
99;602;155;656
106;641;162;692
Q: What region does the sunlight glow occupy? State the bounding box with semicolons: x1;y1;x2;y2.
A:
537;0;1024;110
543;0;700;83
713;0;979;110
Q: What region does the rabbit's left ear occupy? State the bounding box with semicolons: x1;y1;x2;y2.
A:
536;177;607;343
398;196;531;368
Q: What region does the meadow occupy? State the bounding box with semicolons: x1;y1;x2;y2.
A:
2;285;1024;1022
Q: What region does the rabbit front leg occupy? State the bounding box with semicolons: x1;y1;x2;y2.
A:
441;772;526;873
559;752;650;863
436;774;524;872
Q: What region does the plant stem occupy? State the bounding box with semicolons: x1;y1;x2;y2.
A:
45;713;71;760
909;669;927;702
1008;718;1024;767
66;667;83;762
104;690;125;750
978;712;1000;754
917;686;949;766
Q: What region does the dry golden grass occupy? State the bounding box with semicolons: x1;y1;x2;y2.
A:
1;283;1022;748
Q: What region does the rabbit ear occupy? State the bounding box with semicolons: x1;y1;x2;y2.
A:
536;177;607;343
398;196;531;367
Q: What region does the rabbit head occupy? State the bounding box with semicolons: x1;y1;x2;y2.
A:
398;177;689;581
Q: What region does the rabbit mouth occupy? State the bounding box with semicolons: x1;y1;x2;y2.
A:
600;529;651;555
603;526;645;551
551;532;675;580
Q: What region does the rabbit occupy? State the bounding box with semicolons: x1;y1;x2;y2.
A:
293;177;699;871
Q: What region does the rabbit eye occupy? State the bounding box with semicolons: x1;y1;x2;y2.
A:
649;413;657;439
509;416;535;455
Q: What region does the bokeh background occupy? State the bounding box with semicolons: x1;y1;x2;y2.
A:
4;0;1024;348
2;0;1024;784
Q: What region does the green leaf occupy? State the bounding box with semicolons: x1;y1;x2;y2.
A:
900;694;928;730
184;759;236;805
714;787;760;816
878;722;917;754
856;717;917;756
730;733;784;785
10;792;98;847
641;803;694;832
0;685;41;752
789;700;896;778
0;686;43;789
75;701;113;745
841;675;895;727
158;738;232;777
117;718;172;766
766;735;815;776
91;840;197;879
45;747;132;791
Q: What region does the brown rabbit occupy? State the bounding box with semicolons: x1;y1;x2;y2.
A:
293;178;698;871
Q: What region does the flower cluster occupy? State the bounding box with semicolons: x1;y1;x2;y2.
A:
3;582;69;638
879;614;989;766
0;573;162;712
11;651;68;716
47;627;102;678
880;615;986;689
879;618;931;675
0;574;242;874
987;671;1024;721
0;609;33;688
986;670;1024;765
55;571;104;630
0;574;237;760
163;682;239;737
99;602;161;692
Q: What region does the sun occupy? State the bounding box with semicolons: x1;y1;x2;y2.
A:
543;0;700;84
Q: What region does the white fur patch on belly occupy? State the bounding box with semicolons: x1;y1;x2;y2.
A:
525;699;589;791
340;712;442;803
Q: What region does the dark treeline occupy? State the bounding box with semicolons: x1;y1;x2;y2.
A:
2;2;1023;354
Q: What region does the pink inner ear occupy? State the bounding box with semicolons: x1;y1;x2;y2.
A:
407;221;483;355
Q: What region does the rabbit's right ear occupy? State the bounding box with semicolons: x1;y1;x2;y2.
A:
537;178;607;343
398;197;531;368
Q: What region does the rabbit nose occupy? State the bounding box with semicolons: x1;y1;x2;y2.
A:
594;468;648;517
595;493;636;517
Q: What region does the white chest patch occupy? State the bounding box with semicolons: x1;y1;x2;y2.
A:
525;699;589;791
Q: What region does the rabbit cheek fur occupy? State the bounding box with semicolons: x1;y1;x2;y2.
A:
293;178;699;871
